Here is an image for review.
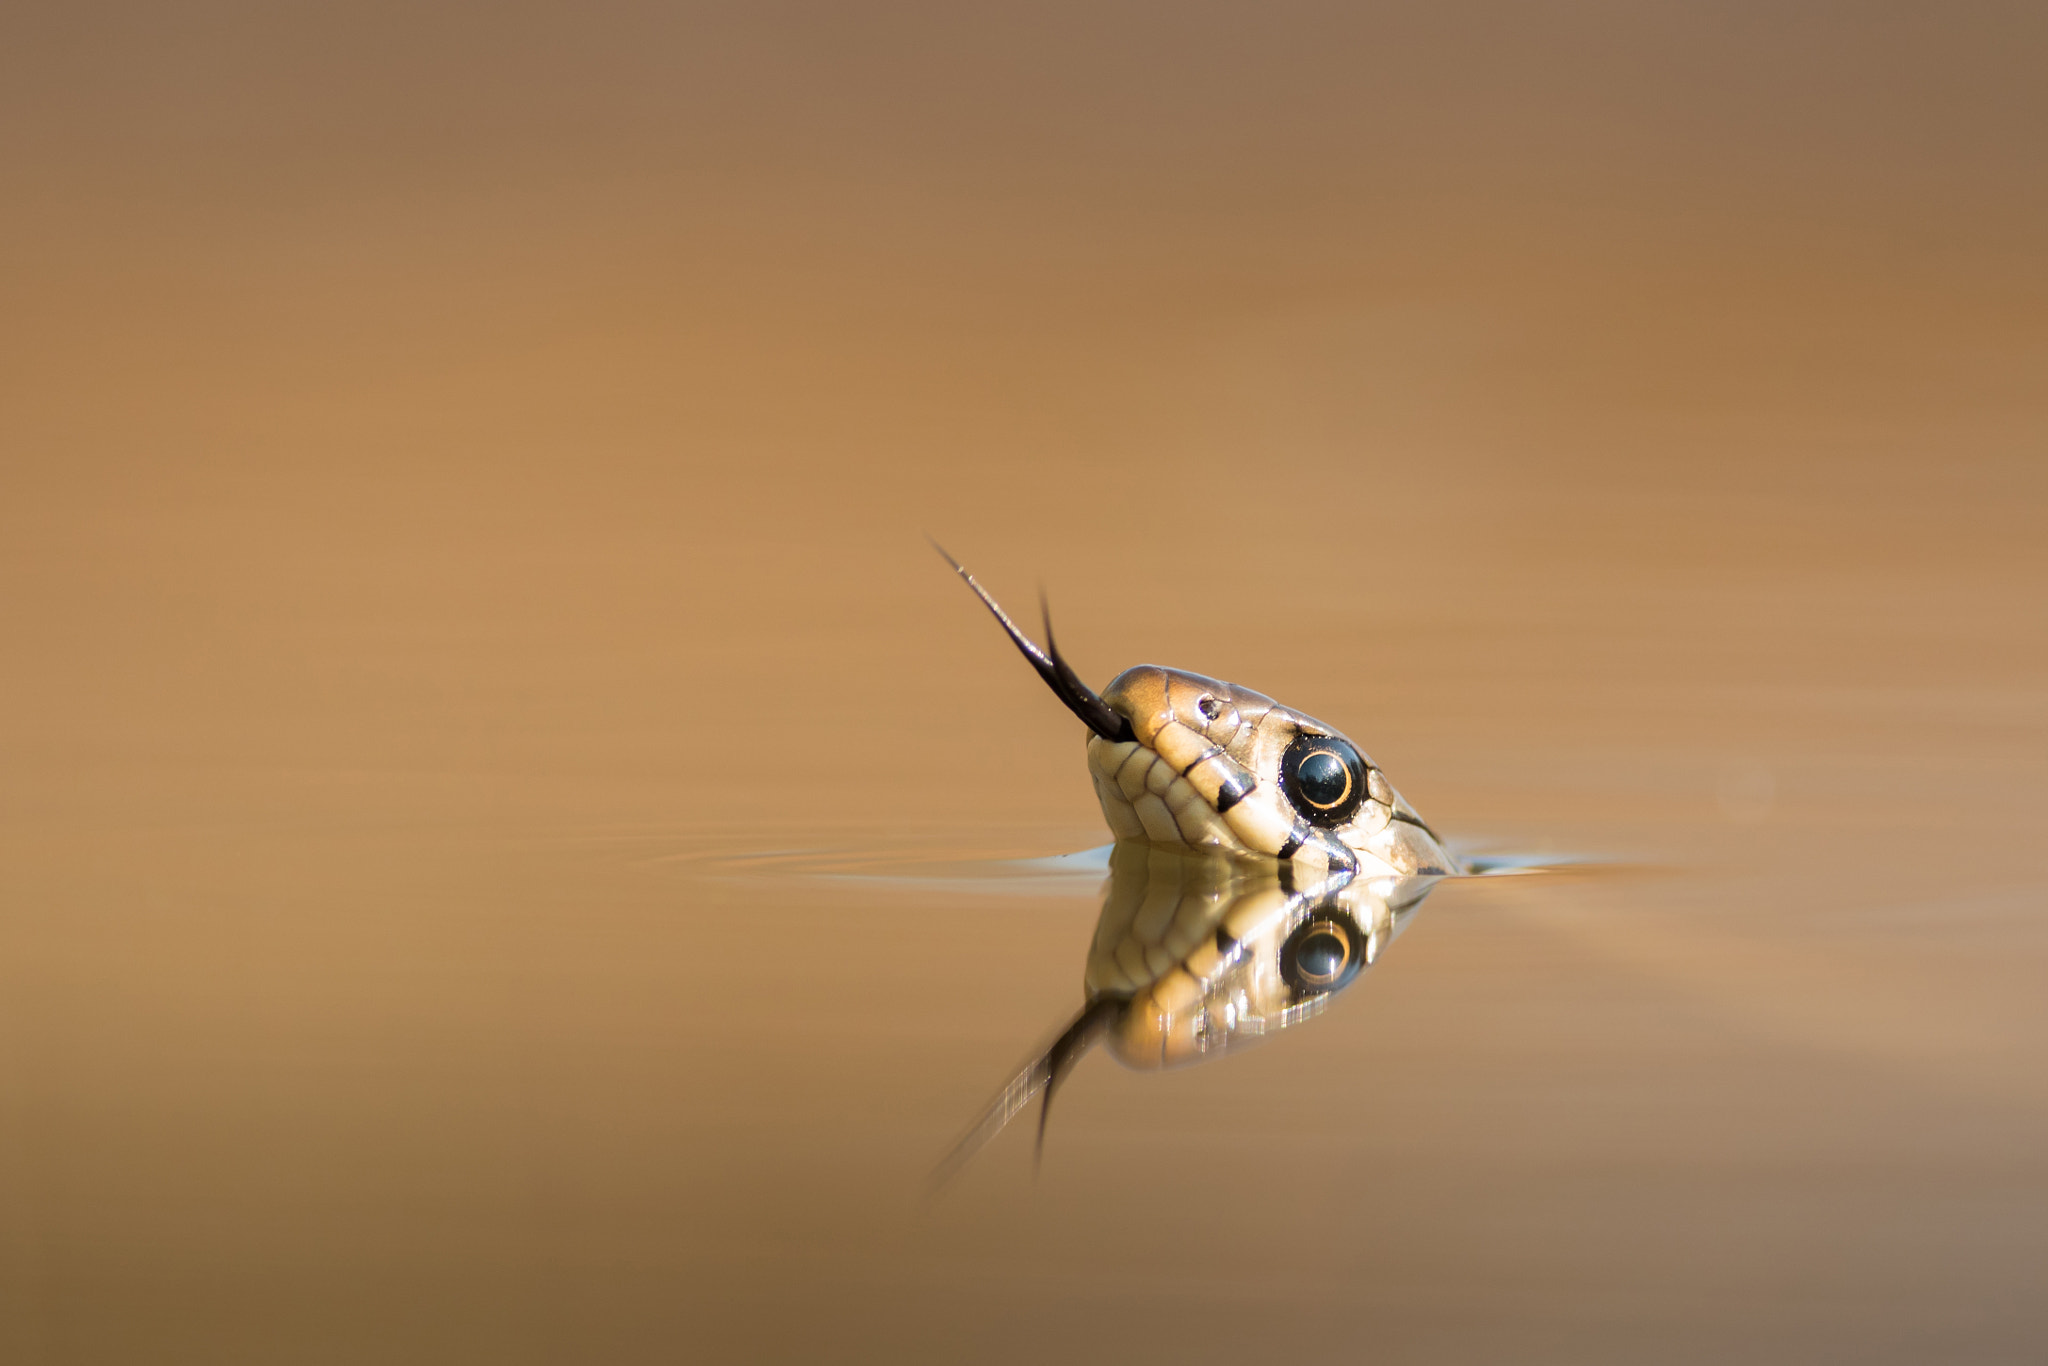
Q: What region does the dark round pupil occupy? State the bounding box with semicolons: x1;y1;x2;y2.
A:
1295;926;1349;983
1295;750;1352;808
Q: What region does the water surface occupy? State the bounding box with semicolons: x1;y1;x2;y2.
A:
3;4;2046;1361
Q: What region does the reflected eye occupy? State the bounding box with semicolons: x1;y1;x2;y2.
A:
1280;913;1363;995
1294;925;1349;983
1280;733;1366;827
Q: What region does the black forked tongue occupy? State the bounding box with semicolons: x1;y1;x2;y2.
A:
932;541;1134;743
928;996;1123;1192
1034;996;1121;1171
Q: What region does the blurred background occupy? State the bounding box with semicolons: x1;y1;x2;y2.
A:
2;3;2044;1361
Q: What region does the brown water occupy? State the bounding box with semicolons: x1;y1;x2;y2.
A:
4;5;2047;1361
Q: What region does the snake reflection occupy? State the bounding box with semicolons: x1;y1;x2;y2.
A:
934;548;1460;1177
936;846;1442;1182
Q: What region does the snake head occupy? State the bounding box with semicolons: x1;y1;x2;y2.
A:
1088;666;1458;878
936;545;1458;876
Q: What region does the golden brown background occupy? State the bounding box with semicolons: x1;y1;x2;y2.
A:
2;3;2044;1361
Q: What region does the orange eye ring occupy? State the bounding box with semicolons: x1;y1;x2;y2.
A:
1280;733;1366;827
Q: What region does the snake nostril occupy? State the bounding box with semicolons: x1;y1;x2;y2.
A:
1197;696;1222;720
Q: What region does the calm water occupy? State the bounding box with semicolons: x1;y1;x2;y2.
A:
5;5;2047;1361
5;496;2042;1362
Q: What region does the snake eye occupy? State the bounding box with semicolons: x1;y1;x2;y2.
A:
1280;913;1362;995
1280;732;1366;827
